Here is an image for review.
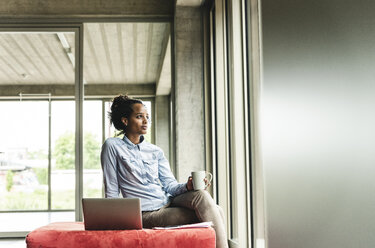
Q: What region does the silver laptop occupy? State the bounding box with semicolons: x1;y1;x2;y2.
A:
82;198;143;230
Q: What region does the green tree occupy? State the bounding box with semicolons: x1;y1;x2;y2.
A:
6;170;14;192
83;132;101;169
53;132;75;169
53;131;100;170
27;149;48;160
33;167;48;185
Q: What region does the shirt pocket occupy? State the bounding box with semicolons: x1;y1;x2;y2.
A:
120;156;137;173
120;156;145;183
142;159;159;179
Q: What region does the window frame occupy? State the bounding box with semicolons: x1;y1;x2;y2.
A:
0;25;82;238
0;22;161;238
208;0;263;247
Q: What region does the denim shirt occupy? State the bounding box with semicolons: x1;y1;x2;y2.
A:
100;135;187;211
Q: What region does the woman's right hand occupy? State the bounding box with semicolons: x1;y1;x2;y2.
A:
186;176;194;191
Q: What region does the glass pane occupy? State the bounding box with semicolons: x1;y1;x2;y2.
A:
0;101;48;210
0;30;76;233
83;100;102;198
104;101;116;139
261;4;375;246
51;101;75;209
143;101;152;143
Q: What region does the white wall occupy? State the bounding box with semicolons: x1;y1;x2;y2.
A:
261;0;375;247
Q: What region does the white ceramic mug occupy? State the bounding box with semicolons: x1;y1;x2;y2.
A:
191;171;213;190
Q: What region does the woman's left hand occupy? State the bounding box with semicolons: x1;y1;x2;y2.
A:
204;178;211;189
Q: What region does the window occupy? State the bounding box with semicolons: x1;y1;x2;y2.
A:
208;0;259;247
0;20;170;238
0;101;49;210
51;101;76;209
0;27;79;236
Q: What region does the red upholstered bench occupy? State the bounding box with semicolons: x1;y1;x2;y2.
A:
26;222;216;248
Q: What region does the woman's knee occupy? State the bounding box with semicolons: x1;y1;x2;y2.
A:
216;205;226;225
217;205;224;215
191;189;209;199
191;189;215;206
193;189;211;197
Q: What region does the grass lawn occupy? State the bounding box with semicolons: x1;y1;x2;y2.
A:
0;188;101;211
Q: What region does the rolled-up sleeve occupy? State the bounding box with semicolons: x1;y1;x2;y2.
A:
101;140;120;198
157;150;188;197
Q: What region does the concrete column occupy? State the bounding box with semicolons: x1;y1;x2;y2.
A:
155;95;170;165
174;6;205;181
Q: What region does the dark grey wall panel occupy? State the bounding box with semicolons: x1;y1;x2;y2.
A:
261;1;375;248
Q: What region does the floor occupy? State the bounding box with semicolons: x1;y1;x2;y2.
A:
0;211;75;247
0;211;75;233
0;238;25;248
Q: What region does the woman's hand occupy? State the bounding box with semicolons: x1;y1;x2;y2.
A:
204;178;211;189
186;176;211;191
186;176;194;191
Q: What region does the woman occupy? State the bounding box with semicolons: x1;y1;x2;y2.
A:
101;94;228;248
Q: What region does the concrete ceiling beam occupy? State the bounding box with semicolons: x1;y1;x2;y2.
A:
0;83;156;98
176;0;206;6
0;0;174;19
155;32;171;96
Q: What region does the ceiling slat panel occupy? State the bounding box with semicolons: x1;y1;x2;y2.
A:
122;23;133;84
104;23;122;84
0;52;22;84
116;23;125;84
0;58;14;82
136;24;148;83
10;34;45;81
37;34;73;84
84;24;104;83
23;34;59;83
0;35;32;83
83;29;95;83
46;34;73;83
145;24;154;82
151;24;169;83
100;23;114;83
133;23;138;84
54;33;75;81
90;24;111;83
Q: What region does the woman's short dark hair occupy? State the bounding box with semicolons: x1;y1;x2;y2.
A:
109;94;143;135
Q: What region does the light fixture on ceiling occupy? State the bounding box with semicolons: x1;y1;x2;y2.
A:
57;33;75;67
20;73;28;79
56;32;87;84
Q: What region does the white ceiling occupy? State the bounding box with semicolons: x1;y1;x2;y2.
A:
0;32;75;85
84;23;170;85
0;23;171;90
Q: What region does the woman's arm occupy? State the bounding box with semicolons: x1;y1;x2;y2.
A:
157;150;189;197
101;139;120;198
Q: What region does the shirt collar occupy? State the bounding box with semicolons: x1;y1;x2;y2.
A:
123;134;145;150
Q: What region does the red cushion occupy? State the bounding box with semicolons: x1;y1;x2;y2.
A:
26;222;216;248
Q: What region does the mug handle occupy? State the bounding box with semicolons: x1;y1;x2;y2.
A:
205;172;213;187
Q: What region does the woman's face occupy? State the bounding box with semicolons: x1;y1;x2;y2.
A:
122;103;149;135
